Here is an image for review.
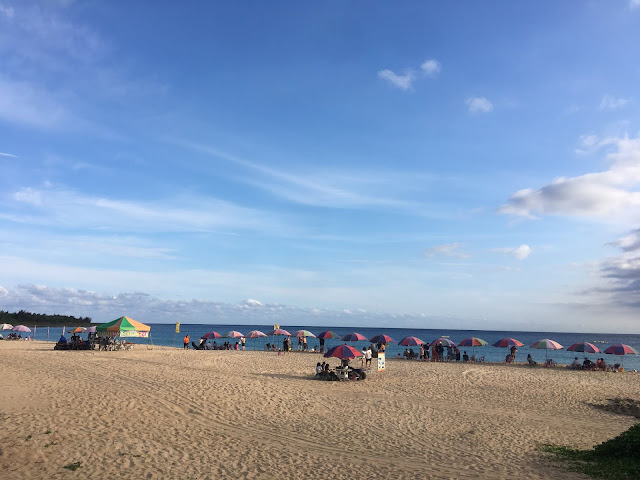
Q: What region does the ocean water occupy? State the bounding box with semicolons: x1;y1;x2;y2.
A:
29;323;640;371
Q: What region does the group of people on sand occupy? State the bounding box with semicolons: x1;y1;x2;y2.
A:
569;356;619;371
314;360;367;381
261;337;320;354
0;333;24;340
393;343;485;363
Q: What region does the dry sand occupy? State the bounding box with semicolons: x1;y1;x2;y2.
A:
1;341;638;480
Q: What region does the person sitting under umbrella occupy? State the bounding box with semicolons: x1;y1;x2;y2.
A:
570;357;581;369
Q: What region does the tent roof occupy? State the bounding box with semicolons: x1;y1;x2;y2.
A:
96;316;150;332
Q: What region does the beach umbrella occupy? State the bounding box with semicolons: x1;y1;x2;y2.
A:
369;334;395;344
316;331;340;339
87;326;97;333
69;327;87;334
1;323;13;330
530;339;563;360
244;330;267;338
604;344;638;369
96;316;150;337
11;325;31;333
458;337;488;347
202;331;222;339
458;337;488;358
493;338;524;348
268;328;291;336
604;344;638;355
431;338;457;348
293;330;316;338
567;342;600;354
341;332;368;342
225;330;244;338
530;339;563;350
398;336;425;346
324;344;364;360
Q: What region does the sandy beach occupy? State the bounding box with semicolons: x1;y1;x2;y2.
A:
1;341;638;480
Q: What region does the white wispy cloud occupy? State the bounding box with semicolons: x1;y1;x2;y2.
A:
493;244;532;260
600;94;629;110
377;69;414;90
466;96;493;113
630;0;640;10
424;243;470;259
0;78;79;130
0;151;17;158
421;59;441;76
175;140;447;215
499;135;640;219
2;186;278;233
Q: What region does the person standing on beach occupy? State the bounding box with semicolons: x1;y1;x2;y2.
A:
510;345;517;362
183;335;190;349
319;337;325;352
365;346;372;367
241;337;246;350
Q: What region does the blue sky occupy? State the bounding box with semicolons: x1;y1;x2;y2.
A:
1;1;640;332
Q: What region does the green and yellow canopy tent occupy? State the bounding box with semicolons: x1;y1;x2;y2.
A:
96;316;151;338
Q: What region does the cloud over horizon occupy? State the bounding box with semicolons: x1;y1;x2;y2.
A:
0;283;442;327
499;135;640;219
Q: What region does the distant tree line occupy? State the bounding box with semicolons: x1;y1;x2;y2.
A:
0;310;92;326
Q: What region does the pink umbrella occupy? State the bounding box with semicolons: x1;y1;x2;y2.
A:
11;325;31;333
225;330;244;338
398;336;425;346
245;330;267;338
268;328;291;336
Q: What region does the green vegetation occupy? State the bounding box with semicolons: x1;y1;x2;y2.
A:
44;441;58;448
62;462;82;471
25;434;32;441
45;429;52;434
542;423;640;480
0;310;92;327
